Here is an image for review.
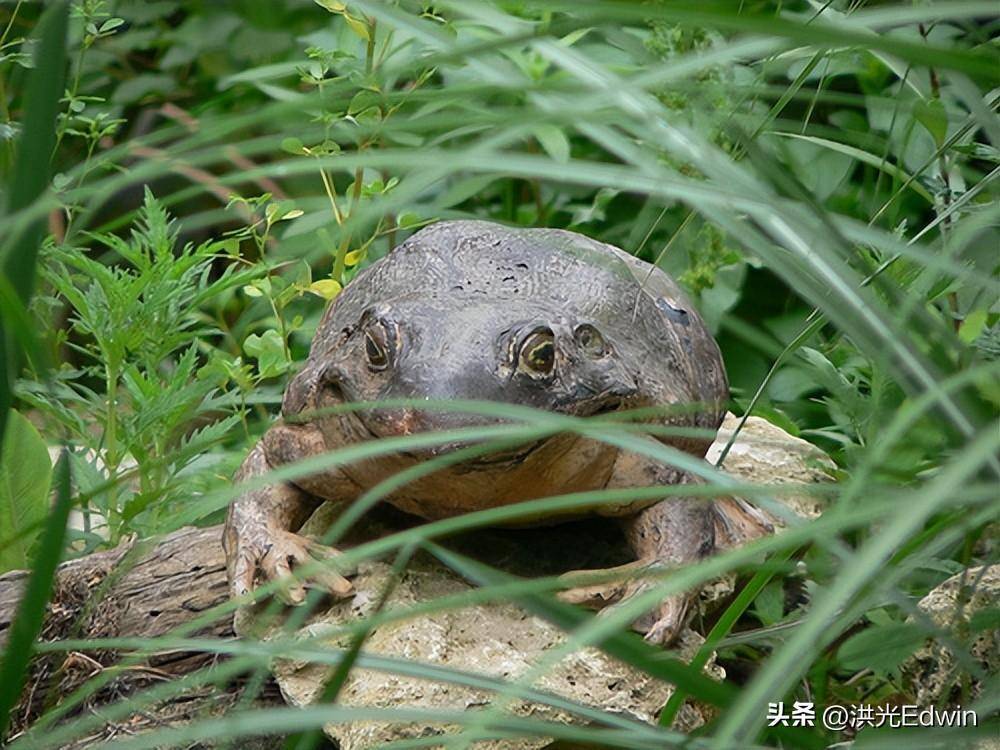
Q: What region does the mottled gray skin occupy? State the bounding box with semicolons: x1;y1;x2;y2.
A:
223;220;729;644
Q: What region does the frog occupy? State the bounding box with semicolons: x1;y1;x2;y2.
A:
223;219;748;644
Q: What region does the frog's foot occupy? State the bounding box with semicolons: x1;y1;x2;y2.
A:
621;496;716;645
224;439;359;606
713;496;774;549
558;561;693;645
233;528;355;606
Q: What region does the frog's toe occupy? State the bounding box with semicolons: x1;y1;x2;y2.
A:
261;542;308;605
559;563;692;646
231;546;258;600
266;532;354;602
636;593;690;646
304;537;358;578
558;578;631;609
300;546;354;598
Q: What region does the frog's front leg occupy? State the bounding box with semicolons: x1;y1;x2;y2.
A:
223;423;358;605
558;451;715;645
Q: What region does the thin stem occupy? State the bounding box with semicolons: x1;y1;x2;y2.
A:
0;0;23;49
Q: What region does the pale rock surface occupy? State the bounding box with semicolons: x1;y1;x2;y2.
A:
261;557;720;749
902;563;1000;706
707;412;835;526
237;412;834;749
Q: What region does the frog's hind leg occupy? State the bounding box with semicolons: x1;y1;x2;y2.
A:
558;498;713;645
621;498;715;644
558;442;720;644
556;559;654;610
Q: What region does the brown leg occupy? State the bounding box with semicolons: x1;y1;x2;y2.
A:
222;424;359;604
558;448;716;645
621;498;714;644
557;559;653;609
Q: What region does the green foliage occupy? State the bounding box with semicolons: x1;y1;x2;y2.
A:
17;190;261;543
0;0;68;457
0;0;998;748
0;456;72;742
0;410;52;573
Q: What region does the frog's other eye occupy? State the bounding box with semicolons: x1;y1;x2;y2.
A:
364;323;392;371
574;324;607;357
518;328;555;377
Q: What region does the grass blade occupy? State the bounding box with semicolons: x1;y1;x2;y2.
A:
0;453;72;741
0;0;68;453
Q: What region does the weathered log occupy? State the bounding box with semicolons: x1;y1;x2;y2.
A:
10;452;234;650
0;525;287;748
0;526;228;645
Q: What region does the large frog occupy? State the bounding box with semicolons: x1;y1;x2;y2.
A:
223;220;736;643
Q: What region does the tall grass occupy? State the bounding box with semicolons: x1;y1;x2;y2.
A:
0;1;997;748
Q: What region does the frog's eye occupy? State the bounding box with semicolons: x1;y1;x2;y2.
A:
574;324;607;357
518;328;555;377
364;323;391;371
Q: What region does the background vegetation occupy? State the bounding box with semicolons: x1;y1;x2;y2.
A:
0;0;997;748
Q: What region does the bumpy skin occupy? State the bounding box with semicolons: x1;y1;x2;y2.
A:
223;220;729;643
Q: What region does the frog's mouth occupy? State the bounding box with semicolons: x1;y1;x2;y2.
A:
424;395;633;471
321;377;631;469
322;380;548;465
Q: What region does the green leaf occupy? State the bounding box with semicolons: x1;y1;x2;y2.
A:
0;453;71;740
348;89;381;116
0;411;53;572
98;17;125;33
281;137;305;155
559;27;593;47
397;211;422;228
958;309;988;344
752;579;784;626
344;13;370;41
111;74;175;105
316;0;347;12
532;124;570;163
769;132;935;203
243;329;290;378
0;0;67;466
914;97;948;148
308;278;342;299
837;621;925;674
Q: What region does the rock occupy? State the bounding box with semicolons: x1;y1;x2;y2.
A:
701;413;835;606
252;555;721;749
707;412;836;526
237;413;834;749
902;564;1000;706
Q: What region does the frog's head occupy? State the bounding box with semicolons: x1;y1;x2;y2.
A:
308;296;640;458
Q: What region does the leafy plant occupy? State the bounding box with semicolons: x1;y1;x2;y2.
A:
17;189;263;544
